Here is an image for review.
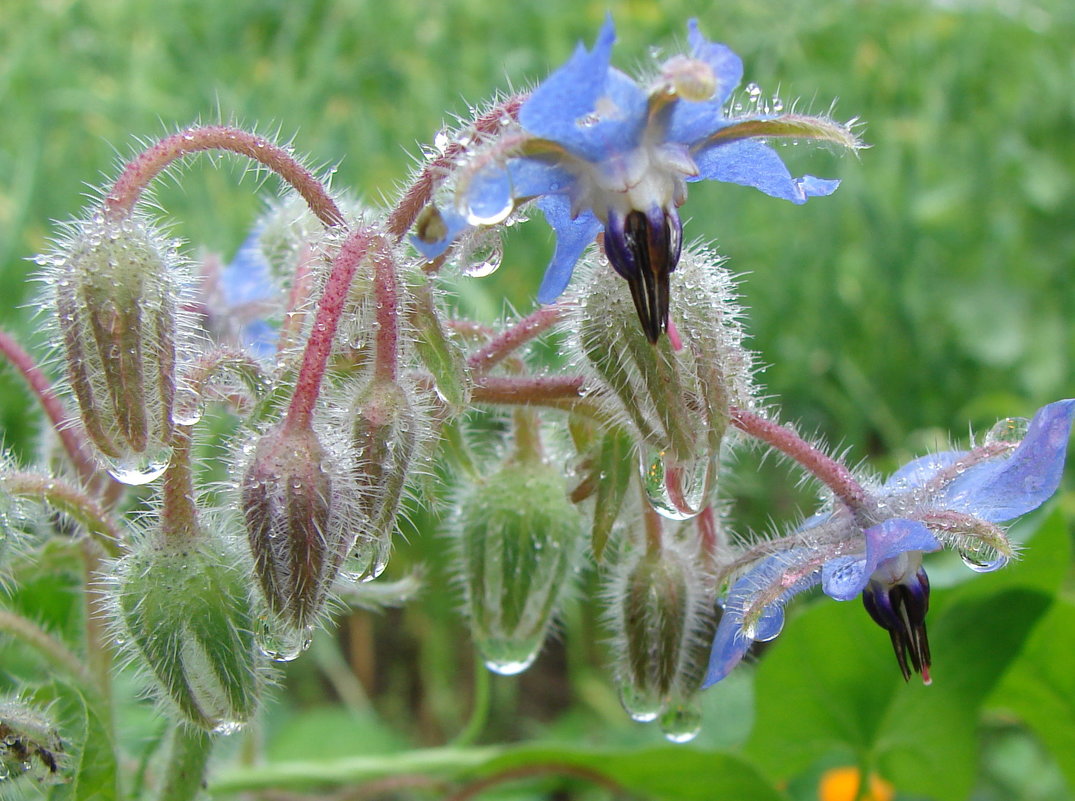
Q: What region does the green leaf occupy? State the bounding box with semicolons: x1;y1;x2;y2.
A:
38;684;118;801
990;599;1075;793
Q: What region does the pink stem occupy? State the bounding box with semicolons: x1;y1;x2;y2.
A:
283;228;376;432
104;126;344;228
386;95;527;241
467;306;562;373
371;245;400;383
471;375;584;405
730;407;872;519
0;330;99;486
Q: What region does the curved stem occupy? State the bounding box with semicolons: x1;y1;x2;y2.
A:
730;407;872;520
284;228;376;432
0;330;100;486
386;95;527;241
450;659;491;747
466;306;563;374
2;472;122;556
0;608;97;691
156;726;214;801
104;126;344;228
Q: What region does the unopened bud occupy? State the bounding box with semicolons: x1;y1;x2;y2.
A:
0;697;64;787
46;214;184;483
112;527;261;732
346;378;426;581
571;248;754;518
456;445;586;676
240;423;352;628
609;539;711;739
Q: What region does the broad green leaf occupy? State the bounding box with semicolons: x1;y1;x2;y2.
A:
38;684;119;801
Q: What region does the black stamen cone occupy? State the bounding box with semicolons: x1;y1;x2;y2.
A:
862;567;932;683
603;206;683;343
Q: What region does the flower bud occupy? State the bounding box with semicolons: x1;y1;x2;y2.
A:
571;247;754;518
608;537;712;740
47;213;184;483
455;439;586;675
404;272;472;412
0;697;64;787
346;377;426;581
240;423;352;629
112;526;261;732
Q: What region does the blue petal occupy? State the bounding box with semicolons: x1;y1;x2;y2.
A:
410;206;471;260
665;21;743;144
940;399;1075;523
702;549;822;687
223;227;276;304
507;158;577;200
884;451;965;491
822;519;940;602
241;318;279;361
692;139;837;204
519;16;647;162
534;195;602;302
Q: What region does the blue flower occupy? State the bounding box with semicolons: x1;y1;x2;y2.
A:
703;399;1075;687
211;227;279;360
412;17;859;342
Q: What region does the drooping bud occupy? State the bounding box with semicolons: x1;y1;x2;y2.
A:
0;697;65;788
572;247;755;519
46;213;184;483
608;535;712;742
111;525;262;731
240;423;352;630
455;414;586;675
345;377;427;582
861;565;932;684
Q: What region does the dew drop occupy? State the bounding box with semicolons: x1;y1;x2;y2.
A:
477;634;543;676
171;388;203;427
659;700;702;743
618;682;664;723
745;82;762;99
639;448;711;520
958;542;1009;573
104;448;170;485
211;719;244;735
461;233;504;278
433;129;451;152
984;416;1029;446
771;96;785;112
256;619;313;662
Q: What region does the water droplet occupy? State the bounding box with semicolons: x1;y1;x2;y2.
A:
639;448;711;520
985;416;1029;446
256;618;313;662
477;634;543;676
958;542;1009;573
745;82;762;99
211;719;244;735
171;388;203;426
618;682;664;723
433;129;452;152
771;96;784;112
460;233;504;278
104;448;170;485
659;700;702;743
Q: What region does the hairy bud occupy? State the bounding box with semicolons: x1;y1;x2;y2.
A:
608;536;712;741
455;436;586;675
112;526;261;732
240;423;352;629
347;378;425;581
571;247;754;518
46;213;184;483
0;697;65;788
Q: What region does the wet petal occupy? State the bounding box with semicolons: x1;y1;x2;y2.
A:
534;195;602;302
940;399;1075;522
411;206;471;260
822;519;940;602
664;21;743;144
507;157;577;200
702;548;822;687
692;139;838;204
884;451;965;491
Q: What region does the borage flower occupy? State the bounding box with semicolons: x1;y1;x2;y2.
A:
704;399;1075;686
413;17;860;342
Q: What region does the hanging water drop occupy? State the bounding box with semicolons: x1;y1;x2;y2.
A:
478;633;543;676
461;233;504;278
618;682;664;723
659;700;702;743
104;447;170;485
639;448;710;520
958;541;1009;573
255;618;313;662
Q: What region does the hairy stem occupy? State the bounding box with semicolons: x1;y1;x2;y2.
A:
371;244;400;383
157;726;214;801
0;608;97;691
1;472;122;555
730;407;872;520
467;306;563;374
104;126;344;228
0;330;100;486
